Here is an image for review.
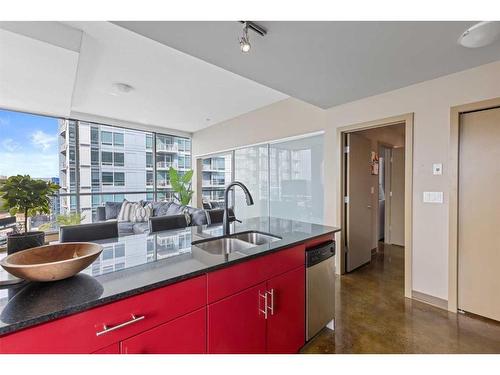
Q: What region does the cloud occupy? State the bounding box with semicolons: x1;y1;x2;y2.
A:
31;130;57;151
0;152;58;178
0;117;9;126
1;138;20;152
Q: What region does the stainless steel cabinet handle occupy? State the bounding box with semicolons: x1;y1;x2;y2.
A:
259;291;268;319
267;289;274;315
96;314;145;336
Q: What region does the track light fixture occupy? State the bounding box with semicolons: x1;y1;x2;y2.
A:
239;22;251;53
238;21;267;53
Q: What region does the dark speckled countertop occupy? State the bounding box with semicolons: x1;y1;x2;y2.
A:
0;217;339;336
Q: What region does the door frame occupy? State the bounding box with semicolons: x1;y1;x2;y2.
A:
337;113;414;299
448;97;500;313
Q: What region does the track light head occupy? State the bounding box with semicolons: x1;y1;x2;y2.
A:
239;23;251;53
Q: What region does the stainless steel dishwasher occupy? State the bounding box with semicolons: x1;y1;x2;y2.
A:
306;240;336;341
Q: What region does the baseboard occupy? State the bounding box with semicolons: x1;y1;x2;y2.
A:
412;290;448;310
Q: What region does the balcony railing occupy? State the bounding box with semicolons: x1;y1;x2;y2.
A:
157;161;178;170
156;181;171;187
156;143;179;153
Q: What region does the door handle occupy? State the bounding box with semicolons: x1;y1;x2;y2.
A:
96;314;145;336
267;289;274;315
258;291;268;319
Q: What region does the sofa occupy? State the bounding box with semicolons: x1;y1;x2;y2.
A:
96;200;208;236
96;200;233;236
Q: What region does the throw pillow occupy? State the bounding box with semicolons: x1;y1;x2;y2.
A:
117;200;137;222
105;201;123;220
132;203;153;223
182;207;192;226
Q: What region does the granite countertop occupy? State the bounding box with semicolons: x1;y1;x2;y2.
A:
0;217;339;336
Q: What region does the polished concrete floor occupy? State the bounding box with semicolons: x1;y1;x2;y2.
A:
301;243;500;354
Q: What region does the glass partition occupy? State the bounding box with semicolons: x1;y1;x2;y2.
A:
198;133;324;224
234;145;269;219
269;134;324;224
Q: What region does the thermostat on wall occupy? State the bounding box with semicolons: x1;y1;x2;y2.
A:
433;163;443;175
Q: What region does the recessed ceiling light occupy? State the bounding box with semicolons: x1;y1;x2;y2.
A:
458;21;500;48
111;82;135;95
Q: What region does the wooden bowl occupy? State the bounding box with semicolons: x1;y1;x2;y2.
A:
0;242;103;282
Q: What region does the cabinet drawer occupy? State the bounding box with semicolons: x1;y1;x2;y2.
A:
121;307;206;354
0;275;207;354
207;245;305;303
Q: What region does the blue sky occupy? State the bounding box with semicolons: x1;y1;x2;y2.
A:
0;109;59;178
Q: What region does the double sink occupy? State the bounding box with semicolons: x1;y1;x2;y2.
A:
192;231;282;255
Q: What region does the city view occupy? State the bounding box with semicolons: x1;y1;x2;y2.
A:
0;109;192;232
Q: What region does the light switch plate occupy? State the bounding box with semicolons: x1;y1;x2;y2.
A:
423;191;443;203
433;163;443;175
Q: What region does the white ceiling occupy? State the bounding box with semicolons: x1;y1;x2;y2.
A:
0;21;287;133
0;27;80;117
114;21;500;109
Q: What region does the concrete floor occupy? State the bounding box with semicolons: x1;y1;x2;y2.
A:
301;243;500;353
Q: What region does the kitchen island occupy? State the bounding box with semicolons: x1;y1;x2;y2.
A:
0;217;339;354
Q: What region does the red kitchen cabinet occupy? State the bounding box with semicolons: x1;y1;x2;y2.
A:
0;275;206;354
267;266;305;354
208;283;267;354
93;343;120;354
121;307;206;354
207;249;306;354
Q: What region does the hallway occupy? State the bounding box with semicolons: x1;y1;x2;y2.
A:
302;243;500;353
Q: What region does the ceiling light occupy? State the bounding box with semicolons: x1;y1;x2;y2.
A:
239;23;251;53
112;82;134;94
458;21;500;48
237;21;267;53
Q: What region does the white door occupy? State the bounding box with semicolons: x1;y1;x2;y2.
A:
458;107;500;321
346;132;373;272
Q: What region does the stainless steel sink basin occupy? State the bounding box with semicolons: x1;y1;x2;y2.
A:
229;231;282;245
192;237;255;255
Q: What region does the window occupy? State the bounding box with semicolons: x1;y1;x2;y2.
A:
146;134;153;149
114;152;124;167
69;149;76;164
91;127;99;144
101;131;112;145
146;171;154;186
146;152;153;168
102;172;113;185
91;149;99;166
101;151;113;165
114;172;125;186
91;170;100;187
113;133;124;146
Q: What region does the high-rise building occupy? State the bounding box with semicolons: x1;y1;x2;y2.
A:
201;155;232;205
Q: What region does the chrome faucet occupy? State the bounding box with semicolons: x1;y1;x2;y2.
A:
223;181;254;236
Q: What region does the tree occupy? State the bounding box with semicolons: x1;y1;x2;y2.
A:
0;175;60;234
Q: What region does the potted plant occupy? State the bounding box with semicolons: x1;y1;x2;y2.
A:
0;175;59;254
168;167;194;205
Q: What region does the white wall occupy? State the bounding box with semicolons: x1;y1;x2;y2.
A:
192;60;500;302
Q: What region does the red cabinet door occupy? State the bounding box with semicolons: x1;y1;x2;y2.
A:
93;343;120;354
208;282;267;354
121;307;206;354
266;266;305;354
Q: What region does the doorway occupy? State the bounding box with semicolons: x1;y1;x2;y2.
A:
337;114;413;298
